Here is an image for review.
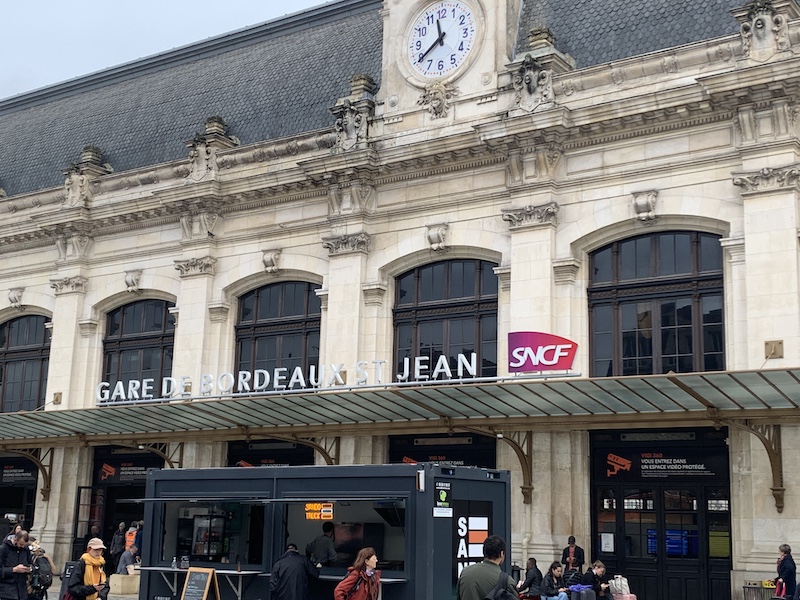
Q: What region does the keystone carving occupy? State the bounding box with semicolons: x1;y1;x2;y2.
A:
501;201;559;228
632;190;659;224
8;288;25;311
739;0;790;60
512;54;554;112
263;249;282;275
321;232;371;255
426;224;449;253
732;165;800;191
125;270;142;294
418;81;458;119
174;256;217;277
50;277;88;295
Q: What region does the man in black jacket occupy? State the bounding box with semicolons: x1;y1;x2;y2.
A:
269;543;320;600
0;530;32;600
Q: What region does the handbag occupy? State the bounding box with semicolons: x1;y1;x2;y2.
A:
774;580;786;599
62;592;77;600
608;575;631;596
484;571;517;600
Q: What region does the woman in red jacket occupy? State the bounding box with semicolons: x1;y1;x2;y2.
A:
333;547;380;600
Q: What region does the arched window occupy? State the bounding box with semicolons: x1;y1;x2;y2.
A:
103;300;175;396
0;316;51;412
394;259;498;379
589;231;724;377
235;282;321;387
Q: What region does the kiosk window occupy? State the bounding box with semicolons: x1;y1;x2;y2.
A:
158;501;264;565
284;499;406;572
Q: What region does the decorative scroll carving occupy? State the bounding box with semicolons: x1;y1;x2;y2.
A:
732;164;800;191
418;81;458;119
512;54;554;112
263;249;282;275
321;232;371;255
426;223;449;253
173;256;217;277
740;0;790;60
501;201;559;228
125;270;142;294
632;190;658;224
327;179;375;216
61;146;113;208
179;209;222;241
50;276;88;295
8;288;25;311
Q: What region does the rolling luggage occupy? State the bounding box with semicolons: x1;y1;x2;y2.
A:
570;590;596;600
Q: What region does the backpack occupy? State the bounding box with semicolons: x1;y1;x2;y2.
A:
30;553;54;598
484;571;517;600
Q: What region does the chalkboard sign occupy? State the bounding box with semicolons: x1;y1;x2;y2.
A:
180;568;219;600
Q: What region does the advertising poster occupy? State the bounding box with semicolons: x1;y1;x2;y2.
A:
451;500;492;587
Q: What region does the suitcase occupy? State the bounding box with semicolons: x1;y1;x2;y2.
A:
571;590;596;600
613;595;637;600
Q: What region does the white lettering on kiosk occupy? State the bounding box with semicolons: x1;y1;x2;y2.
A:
96;352;478;402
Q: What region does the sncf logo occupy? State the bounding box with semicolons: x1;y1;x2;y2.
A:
508;332;578;372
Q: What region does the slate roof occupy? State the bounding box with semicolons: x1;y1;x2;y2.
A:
0;0;383;198
0;0;766;198
515;0;744;66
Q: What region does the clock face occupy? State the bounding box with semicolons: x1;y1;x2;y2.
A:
407;1;477;78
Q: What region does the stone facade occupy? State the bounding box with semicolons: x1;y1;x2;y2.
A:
1;0;800;597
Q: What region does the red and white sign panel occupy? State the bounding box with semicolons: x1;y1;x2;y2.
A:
508;331;578;372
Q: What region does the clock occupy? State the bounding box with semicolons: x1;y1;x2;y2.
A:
406;1;478;79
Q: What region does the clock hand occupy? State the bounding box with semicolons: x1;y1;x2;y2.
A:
436;19;444;45
418;27;446;63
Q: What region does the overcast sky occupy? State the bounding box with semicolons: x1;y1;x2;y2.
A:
2;1;328;100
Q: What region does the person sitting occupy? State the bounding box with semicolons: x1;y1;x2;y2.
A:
517;557;543;596
581;560;611;598
541;561;568;600
115;544;138;575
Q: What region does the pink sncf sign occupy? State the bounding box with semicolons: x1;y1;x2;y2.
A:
508;332;578;372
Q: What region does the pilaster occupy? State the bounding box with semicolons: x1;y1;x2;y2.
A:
46;276;89;408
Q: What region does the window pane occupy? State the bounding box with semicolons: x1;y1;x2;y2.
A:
1;317;51;412
397;272;414;305
419;263;446;302
592;247;612;283
481;262;498;295
700;234;723;272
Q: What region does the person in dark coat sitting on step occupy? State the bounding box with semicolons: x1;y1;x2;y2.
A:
582;560;612;598
269;543;320;600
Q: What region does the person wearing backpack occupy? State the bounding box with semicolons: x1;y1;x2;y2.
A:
0;530;32;600
27;538;54;600
456;535;516;600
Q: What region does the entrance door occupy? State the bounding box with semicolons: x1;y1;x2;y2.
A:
72;486;106;560
591;429;732;600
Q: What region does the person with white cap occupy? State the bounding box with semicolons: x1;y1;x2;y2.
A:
68;538;109;600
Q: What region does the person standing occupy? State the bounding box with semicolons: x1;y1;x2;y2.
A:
109;523;126;572
777;544;796;599
456;535;516;600
305;521;337;567
269;543;319;600
560;536;585;574
0;530;32;600
133;522;143;559
333;547;380;600
68;538;108;600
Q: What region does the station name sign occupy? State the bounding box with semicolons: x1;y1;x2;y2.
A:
96;353;478;402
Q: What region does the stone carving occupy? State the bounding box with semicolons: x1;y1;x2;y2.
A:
179;209;222;241
8;287;25;311
327;180;376;216
330;75;376;154
183;117;238;183
732;165;800;191
632;190;659;223
173;256;217;277
426;224;449;253
501;202;559;227
55;235;68;260
61;146;113;208
72;234;92;258
512;55;554;112
418;81;458;119
0;186;6;198
740;0;790;60
321;232;371;255
125;270;142;294
50;276;88;295
263;249;282;275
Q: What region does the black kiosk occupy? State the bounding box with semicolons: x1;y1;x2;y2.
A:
138;463;510;600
